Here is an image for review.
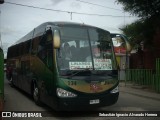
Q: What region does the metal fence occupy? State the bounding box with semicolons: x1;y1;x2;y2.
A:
126;69;152;85
152;74;160;93
125;58;160;93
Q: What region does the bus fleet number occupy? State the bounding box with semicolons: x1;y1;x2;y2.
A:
68;81;77;86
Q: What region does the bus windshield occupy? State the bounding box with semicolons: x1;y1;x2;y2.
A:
56;26;117;75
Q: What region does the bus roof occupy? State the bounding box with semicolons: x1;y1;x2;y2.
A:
13;21;107;46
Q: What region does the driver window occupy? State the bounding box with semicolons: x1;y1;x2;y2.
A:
37;30;53;70
62;42;72;60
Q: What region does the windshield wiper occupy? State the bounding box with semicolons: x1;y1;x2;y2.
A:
67;68;91;79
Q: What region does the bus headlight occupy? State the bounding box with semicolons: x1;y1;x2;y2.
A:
110;86;119;93
57;88;77;98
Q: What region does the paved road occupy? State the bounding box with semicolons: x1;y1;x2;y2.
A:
3;78;160;120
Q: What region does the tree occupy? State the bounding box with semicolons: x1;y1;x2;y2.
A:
116;0;160;19
117;0;160;49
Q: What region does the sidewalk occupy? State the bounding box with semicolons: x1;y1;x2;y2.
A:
119;81;160;101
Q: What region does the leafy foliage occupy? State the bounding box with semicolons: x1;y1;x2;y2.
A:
116;0;160;18
117;0;160;49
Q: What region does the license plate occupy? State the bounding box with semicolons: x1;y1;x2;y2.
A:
89;99;100;104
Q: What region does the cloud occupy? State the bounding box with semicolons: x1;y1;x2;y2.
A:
70;2;81;9
50;0;65;5
1;26;17;36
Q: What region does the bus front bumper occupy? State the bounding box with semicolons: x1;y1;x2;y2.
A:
57;92;119;111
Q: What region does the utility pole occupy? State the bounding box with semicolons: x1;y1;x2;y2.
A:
123;11;125;26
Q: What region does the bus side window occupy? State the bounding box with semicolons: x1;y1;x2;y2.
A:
47;50;53;70
38;31;53;70
21;61;25;75
21;61;30;75
32;37;40;54
46;30;52;42
37;34;47;61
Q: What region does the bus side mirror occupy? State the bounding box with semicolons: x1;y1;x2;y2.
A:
113;37;131;53
53;30;60;49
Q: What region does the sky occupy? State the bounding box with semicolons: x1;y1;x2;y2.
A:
0;0;139;57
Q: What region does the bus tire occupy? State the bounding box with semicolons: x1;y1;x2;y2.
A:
33;83;42;106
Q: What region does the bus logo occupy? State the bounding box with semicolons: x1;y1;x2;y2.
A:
90;83;102;92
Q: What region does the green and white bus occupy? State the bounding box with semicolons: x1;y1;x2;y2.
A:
7;22;120;110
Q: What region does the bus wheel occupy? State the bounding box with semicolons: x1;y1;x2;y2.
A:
33;84;41;105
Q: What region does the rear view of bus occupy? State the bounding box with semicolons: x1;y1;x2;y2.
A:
55;23;119;110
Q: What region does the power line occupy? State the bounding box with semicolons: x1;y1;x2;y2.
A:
5;1;70;13
5;1;133;18
76;0;122;11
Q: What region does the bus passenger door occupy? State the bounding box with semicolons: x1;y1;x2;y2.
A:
45;48;53;95
37;30;54;105
20;60;32;93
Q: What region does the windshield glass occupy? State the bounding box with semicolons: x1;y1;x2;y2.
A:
56;26;117;75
